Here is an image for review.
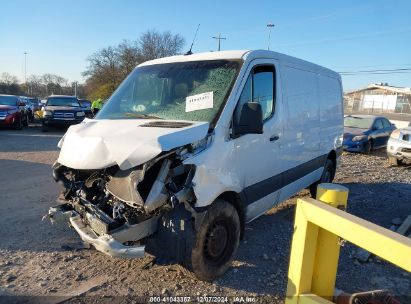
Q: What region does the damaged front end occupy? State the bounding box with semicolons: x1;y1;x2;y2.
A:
45;146;200;259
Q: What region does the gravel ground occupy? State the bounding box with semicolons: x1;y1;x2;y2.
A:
0;123;410;304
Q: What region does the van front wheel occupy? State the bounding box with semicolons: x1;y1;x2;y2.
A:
188;199;240;281
309;158;335;198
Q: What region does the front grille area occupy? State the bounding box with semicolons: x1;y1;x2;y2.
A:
54;112;75;119
0;111;7;119
401;148;411;153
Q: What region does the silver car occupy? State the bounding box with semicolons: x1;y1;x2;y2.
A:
387;127;411;165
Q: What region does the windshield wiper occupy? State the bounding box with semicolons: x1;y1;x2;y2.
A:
123;112;163;119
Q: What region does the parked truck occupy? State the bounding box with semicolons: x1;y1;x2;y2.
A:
45;50;343;281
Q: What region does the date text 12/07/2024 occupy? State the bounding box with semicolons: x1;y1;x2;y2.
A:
149;296;257;303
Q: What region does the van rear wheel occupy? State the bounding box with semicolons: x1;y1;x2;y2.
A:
309;158;335;198
187;199;240;281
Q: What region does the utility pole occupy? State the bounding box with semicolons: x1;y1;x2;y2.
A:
24;52;27;83
267;23;275;50
212;34;226;51
74;81;78;97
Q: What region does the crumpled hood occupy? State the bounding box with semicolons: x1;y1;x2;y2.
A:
57;119;209;170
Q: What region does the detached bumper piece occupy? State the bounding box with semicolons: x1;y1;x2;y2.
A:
69;215;145;259
46;203;160;259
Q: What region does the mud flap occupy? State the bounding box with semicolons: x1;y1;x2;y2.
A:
145;204;196;264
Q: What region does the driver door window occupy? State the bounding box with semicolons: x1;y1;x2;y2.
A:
234;65;275;125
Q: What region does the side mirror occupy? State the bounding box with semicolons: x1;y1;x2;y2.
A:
233;102;263;136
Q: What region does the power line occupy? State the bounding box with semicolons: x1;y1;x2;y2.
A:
339;68;411;73
333;63;411;69
341;72;411;75
339;68;411;75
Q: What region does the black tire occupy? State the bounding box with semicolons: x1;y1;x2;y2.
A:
14;116;23;130
364;140;373;154
23;114;29;127
187;199;240;281
310;158;336;198
41;122;49;132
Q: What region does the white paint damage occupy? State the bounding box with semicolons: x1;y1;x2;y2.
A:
58;119;209;170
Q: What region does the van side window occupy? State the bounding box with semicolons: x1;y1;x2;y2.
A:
253;66;275;120
235;65;275;124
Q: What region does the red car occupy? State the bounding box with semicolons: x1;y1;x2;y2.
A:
0;94;29;130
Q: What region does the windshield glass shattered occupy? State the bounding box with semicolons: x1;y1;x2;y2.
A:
344;116;374;129
96;60;241;124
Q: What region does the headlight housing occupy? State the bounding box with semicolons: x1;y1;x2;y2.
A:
6;109;18;115
352;135;367;142
390;129;401;139
43;110;52;117
76;111;85;117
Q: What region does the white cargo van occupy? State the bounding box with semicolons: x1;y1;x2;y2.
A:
46;50;343;281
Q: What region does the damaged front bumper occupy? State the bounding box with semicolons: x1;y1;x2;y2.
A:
45;204;159;259
69;215;145;258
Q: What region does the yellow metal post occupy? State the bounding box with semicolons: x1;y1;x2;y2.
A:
285;199;320;304
285;182;410;304
311;183;349;300
301;198;411;272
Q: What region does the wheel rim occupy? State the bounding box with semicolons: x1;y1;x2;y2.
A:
204;218;230;265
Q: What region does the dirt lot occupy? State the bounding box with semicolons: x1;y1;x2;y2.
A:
0;123;410;304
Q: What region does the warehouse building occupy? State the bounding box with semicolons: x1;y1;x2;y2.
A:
344;83;411;114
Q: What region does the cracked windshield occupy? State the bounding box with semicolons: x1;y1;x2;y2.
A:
97;60;241;123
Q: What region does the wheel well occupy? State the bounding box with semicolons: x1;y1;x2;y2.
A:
327;150;337;170
217;191;246;239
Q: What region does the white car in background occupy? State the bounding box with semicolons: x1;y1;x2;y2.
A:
387;127;411;165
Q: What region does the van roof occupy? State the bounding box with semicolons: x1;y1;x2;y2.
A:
139;50;249;66
138;49;339;77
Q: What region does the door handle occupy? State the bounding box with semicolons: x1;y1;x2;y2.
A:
269;135;280;142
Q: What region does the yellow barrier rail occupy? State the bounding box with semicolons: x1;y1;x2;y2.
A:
285;183;411;304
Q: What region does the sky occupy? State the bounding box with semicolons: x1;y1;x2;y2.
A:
1;0;411;91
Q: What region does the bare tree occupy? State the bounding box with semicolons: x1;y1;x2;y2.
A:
82;30;185;99
118;40;141;77
139;30;185;60
0;73;21;95
1;72;19;86
83;46;121;93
